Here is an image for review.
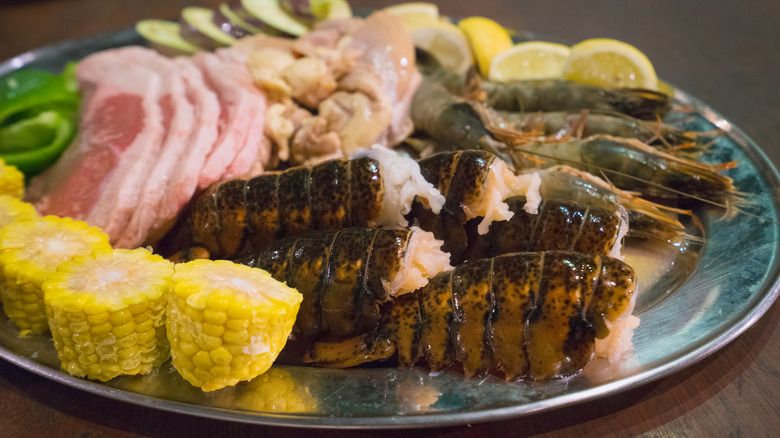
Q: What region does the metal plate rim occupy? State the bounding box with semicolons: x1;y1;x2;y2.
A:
1;29;779;429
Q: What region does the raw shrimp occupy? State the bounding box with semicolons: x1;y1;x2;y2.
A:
497;133;739;209
304;250;637;381
234;226;451;341
480;79;671;121
409;75;741;211
415;48;671;121
486;108;712;153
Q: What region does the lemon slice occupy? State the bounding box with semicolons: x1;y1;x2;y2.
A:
458;16;513;76
563;38;658;89
489;41;571;81
657;79;675;96
410;21;472;74
383;2;440;31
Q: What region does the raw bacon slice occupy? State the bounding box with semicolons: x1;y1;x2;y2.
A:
146;57;220;245
26;48;165;243
113;48;195;248
193;50;267;189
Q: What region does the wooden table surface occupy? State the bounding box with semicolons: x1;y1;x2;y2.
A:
1;1;778;436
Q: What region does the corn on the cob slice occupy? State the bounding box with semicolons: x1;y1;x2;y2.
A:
167;259;302;392
43;247;174;381
0;159;25;199
0;195;39;228
0;216;111;334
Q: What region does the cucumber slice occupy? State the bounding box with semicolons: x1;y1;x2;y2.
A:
135;20;200;56
239;0;309;37
218;3;264;35
323;0;353;20
180;7;236;50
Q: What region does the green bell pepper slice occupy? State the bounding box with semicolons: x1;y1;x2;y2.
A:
0;64;80;176
0;110;76;176
0;67;80;124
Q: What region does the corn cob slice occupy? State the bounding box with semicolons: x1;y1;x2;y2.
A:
0;216;111;334
43;248;174;381
167;259;302;392
0;195;39;228
0;158;25;199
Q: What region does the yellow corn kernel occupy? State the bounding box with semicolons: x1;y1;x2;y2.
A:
0;195;38;228
203;308;227;325
0;160;25;199
43;247;173;382
210;346;233;366
202;322;225;338
167;259;302;392
0;216;111;334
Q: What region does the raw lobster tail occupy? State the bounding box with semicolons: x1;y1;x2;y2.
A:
304;251;637;381
160;153;444;259
462;196;624;262
234;226;452;342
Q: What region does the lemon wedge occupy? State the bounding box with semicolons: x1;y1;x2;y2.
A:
489;41;571;81
410;20;473;74
383;2;440;31
563;38;658;89
458;16;513;76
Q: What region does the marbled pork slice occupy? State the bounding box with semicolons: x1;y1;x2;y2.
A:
146;57;221;245
193;50;267;189
218;49;269;178
26;49;164;241
113;47;195;249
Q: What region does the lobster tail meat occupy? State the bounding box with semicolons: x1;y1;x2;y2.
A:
410;150;538;262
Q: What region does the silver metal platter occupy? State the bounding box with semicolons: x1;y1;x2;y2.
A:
1;28;778;429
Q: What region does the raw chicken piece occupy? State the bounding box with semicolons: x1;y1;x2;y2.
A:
236;11;420;165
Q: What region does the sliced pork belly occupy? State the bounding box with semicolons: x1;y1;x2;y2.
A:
113;48;195;249
193;49;268;189
146;57;220;244
27;46;272;247
26;48;165;242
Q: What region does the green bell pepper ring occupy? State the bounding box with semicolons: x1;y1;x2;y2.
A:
0;65;81;176
0;110;76;176
0;68;80;124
